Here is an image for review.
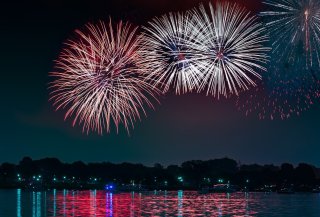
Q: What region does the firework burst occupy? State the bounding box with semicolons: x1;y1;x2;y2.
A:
238;0;320;120
139;12;204;95
261;0;320;70
49;20;158;135
191;2;269;98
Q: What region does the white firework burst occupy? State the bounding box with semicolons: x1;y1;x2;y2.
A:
261;0;320;70
191;2;269;98
49;20;159;135
139;12;205;95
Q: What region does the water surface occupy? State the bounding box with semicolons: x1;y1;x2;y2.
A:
1;189;319;216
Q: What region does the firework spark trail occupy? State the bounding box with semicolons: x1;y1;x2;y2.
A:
190;2;269;98
261;0;320;70
49;20;159;135
237;0;320;120
139;12;205;95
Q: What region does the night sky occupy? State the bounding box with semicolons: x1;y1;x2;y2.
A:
1;0;320;166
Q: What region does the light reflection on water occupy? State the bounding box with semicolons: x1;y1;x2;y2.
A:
16;189;21;217
1;190;320;216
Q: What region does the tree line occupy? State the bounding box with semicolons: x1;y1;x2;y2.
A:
0;157;319;191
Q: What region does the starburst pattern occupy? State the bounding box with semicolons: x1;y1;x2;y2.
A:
191;2;269;98
139;12;204;95
238;0;320;120
261;0;320;70
49;20;158;134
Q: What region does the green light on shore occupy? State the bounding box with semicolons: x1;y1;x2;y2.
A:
177;176;184;182
218;179;224;183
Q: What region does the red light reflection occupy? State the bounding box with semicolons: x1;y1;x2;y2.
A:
49;190;259;216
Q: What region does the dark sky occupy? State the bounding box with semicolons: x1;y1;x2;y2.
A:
1;0;320;166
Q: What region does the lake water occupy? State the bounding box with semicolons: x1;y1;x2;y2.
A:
0;189;320;216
